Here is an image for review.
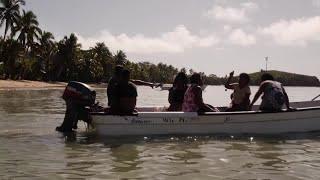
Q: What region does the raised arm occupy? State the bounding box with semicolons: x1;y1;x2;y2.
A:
225;71;235;89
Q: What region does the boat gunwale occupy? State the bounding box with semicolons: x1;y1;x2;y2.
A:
90;106;320;116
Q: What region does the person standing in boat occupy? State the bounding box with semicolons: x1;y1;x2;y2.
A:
225;71;251;111
168;72;188;111
249;73;292;111
111;69;138;114
182;73;219;113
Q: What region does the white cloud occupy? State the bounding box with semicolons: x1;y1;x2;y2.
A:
259;16;320;46
223;25;232;32
206;6;248;23
76;25;219;54
241;2;259;10
205;2;258;23
228;29;256;46
313;0;320;7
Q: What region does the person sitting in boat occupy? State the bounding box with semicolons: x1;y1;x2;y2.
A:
225;71;251;111
168;72;188;111
249;73;292;112
182;73;219;113
107;65;124;107
107;65;154;108
111;69;138;114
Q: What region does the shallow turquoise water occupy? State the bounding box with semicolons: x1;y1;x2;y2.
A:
1;86;320;179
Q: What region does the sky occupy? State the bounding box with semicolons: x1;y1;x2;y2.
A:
24;0;320;77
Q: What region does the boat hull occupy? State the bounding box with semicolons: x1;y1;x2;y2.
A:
91;107;320;136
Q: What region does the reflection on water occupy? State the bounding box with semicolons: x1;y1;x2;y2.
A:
1;86;320;179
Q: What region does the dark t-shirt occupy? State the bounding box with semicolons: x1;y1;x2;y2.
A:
169;87;187;104
107;77;118;106
116;82;138;98
110;82;137;114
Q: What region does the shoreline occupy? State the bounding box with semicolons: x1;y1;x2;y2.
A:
0;80;107;90
0;80;318;91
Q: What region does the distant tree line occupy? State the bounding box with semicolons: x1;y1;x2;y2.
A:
0;0;319;86
248;70;320;87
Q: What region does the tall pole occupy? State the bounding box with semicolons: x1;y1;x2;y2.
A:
265;56;269;72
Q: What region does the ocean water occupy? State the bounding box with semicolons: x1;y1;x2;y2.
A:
0;86;320;179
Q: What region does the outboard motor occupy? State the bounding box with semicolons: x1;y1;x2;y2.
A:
56;81;96;132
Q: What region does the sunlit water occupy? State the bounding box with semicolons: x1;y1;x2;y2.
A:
1;86;320;179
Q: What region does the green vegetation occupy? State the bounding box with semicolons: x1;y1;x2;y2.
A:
201;70;320;87
0;0;319;87
248;70;320;87
0;0;180;83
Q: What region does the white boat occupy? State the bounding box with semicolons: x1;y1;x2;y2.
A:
91;101;320;136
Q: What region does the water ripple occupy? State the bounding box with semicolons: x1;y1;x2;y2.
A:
1;88;320;179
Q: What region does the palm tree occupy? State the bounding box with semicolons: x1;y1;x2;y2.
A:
0;0;25;39
39;31;54;48
91;42;113;80
54;33;81;81
38;31;55;58
114;50;127;65
91;42;112;60
13;10;41;50
1;38;23;79
38;31;55;78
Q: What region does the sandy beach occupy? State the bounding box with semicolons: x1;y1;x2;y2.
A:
0;80;67;90
0;80;107;90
